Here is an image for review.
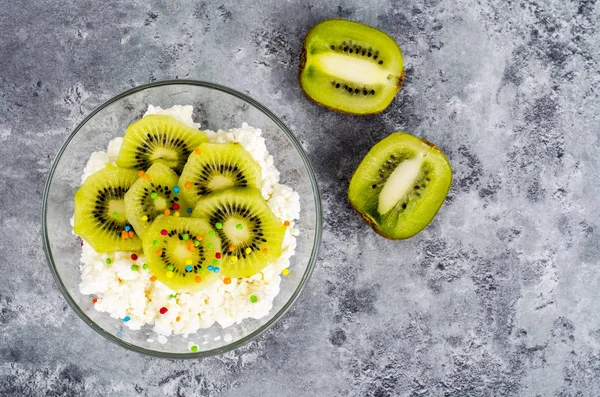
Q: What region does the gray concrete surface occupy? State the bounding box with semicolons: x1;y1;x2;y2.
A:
2;0;600;395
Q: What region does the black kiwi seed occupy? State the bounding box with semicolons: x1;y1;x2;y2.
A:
336;83;340;88
362;50;366;56
374;55;378;60
331;45;335;50
370;90;375;95
402;203;407;209
363;89;368;95
349;48;353;53
344;46;348;51
343;84;348;89
368;52;372;57
379;60;383;65
372;184;377;189
354;88;359;94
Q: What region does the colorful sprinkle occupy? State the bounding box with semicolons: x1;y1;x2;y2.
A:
131;253;138;261
151;192;158;199
236;223;243;230
174;185;180;194
106;258;112;265
131;264;139;271
150;276;157;282
121;231;129;239
212;259;219;266
229;245;235;252
124;316;131;322
183;233;189;240
153;240;159;246
207;243;212;248
215;252;222;259
92;298;98;304
208;231;215;237
185;259;193;265
193;240;200;247
166;271;174;278
164;209;171;216
172;203;180;210
196;235;203;241
176;316;181;322
125;225;131;232
174;211;180;217
187;207;192;213
213;267;220;273
190;345;198;352
144;174;151;180
284;220;291;227
128;231;134;238
231;256;238;263
156;250;163;256
138;170;145;177
215;222;223;230
167;265;174;271
282;268;289;276
142;263;149;270
208;265;214;271
160;229;168;235
262;248;268;254
194;148;201;155
223;277;231;285
113;212;119;219
187;241;195;251
159;307;168;314
250;295;258;303
141;215;148;222
245;248;252;255
185;265;193;272
169;294;177;299
195;276;202;283
184;181;192;189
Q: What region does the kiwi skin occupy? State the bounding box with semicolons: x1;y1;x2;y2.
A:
298;18;405;115
348;136;451;240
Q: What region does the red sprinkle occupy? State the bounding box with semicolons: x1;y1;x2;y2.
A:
92;298;98;304
215;252;222;259
131;254;138;261
160;229;168;236
80;241;84;247
159;307;168;315
172;203;180;210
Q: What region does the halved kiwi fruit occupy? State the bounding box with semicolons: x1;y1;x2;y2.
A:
348;133;452;239
116;115;207;174
299;19;404;114
142;215;222;292
74;165;142;252
179;143;262;207
124;163;188;238
192;187;285;278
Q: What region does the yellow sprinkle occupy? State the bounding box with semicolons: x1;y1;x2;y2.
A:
141;215;148;222
245;248;252;254
166;271;174;278
282;268;289;276
231;256;238;263
174;211;180;217
185;259;193;265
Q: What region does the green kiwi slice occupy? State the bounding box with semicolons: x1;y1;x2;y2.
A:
179;143;262;207
192;187;286;278
299;19;404;114
124;163;189;238
74;165;142;252
348;132;452;239
142;215;221;292
116;114;207;174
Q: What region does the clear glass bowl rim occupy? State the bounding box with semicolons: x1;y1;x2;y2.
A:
41;79;323;359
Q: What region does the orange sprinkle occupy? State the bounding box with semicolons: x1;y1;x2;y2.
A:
195;275;202;283
164;209;171;216
144;174;151;180
184;181;192;189
187;241;195;251
284;220;290;227
194;148;201;155
228;245;235;252
196;235;203;241
176;316;181;322
156;250;163;256
150;275;157;282
128;230;134;238
92;298;98;304
121;231;129;239
137;170;145;177
223;277;231;285
262;247;268;254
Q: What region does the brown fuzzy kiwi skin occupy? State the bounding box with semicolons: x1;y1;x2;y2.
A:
298;19;405;115
347;134;449;240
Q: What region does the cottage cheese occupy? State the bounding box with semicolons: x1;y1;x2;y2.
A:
77;105;300;342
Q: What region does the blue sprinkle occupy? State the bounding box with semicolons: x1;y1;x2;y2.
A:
185;265;192;272
173;186;180;194
123;316;131;322
125;225;131;232
207;265;214;271
214;267;220;273
187;208;192;213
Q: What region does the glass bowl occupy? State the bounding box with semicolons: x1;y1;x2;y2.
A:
42;80;322;358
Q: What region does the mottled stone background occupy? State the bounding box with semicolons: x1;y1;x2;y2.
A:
2;0;600;395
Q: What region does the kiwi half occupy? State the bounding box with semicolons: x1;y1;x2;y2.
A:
179;143;262;207
124;162;187;238
116;115;207;174
299;19;404;115
74;165;142;252
192;187;285;278
348;133;452;239
142;215;221;292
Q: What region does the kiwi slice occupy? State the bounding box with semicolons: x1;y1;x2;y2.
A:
348;132;452;239
192;187;285;278
116;114;207;174
179;143;262;207
124;162;189;238
299;19;404;115
142;215;222;292
74;165;142;252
